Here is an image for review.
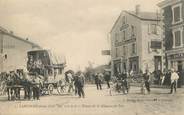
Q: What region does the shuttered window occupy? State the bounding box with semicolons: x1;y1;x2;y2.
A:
173;6;181;23
150;41;162;49
132;43;136;54
183;30;184;45
175;31;181;47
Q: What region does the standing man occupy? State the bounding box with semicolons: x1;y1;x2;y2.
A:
170;69;179;94
32;72;41;100
95;73;103;90
73;73;78;95
76;71;85;98
94;73;99;90
104;71;111;88
143;70;151;94
67;72;74;93
7;73;13;100
121;71;129;94
23;73;32;100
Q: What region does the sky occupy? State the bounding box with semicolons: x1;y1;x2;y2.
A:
0;0;162;71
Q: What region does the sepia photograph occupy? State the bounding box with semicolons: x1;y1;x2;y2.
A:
0;0;184;115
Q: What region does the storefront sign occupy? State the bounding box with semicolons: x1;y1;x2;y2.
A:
168;53;184;59
101;50;111;55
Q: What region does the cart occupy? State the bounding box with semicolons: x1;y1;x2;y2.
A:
27;49;69;95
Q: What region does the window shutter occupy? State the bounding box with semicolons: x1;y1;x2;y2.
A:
148;24;151;34
125;30;127;40
134;26;137;36
148;42;150;53
183;30;184;45
156;25;159;35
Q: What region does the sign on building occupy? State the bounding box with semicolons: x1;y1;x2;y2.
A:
101;50;111;55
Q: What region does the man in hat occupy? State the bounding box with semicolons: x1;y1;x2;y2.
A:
143;69;151;94
32;72;42;100
76;71;85;98
104;71;111;89
170;68;179;94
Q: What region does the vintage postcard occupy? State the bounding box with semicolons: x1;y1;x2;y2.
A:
0;0;184;115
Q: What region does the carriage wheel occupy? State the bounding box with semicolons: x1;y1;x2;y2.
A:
57;86;65;95
41;87;47;95
48;84;54;95
57;81;66;95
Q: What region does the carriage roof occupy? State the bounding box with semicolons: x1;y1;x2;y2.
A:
27;49;66;69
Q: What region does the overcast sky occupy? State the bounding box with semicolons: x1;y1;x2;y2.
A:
0;0;162;71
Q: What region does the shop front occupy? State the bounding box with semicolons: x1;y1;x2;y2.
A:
167;52;184;87
167;53;184;71
129;56;139;73
113;59;121;76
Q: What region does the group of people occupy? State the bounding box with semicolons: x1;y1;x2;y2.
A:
92;68;181;95
0;70;42;101
94;71;111;90
142;68;181;94
65;71;85;98
114;68;181;94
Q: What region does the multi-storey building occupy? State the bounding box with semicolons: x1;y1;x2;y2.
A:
0;26;41;72
158;0;184;72
110;6;163;76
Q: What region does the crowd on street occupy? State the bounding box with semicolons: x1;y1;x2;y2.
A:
0;67;183;101
90;68;182;95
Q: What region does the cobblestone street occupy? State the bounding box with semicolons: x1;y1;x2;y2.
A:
0;85;184;115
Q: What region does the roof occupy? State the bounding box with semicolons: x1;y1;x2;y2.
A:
0;26;41;48
110;10;161;33
125;11;161;21
157;0;182;8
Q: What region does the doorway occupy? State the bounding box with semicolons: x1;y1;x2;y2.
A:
177;61;183;72
154;56;162;71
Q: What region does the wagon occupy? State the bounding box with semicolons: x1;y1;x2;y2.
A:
27;49;69;95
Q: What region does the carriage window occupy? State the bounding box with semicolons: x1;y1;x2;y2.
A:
48;69;53;76
59;68;63;74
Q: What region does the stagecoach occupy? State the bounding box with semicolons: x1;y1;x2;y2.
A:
27;49;67;95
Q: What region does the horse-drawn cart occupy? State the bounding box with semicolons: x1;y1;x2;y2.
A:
27;49;68;95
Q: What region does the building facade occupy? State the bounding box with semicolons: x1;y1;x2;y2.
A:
158;0;184;72
0;26;41;72
110;6;163;76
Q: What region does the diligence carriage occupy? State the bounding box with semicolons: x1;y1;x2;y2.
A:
27;49;67;95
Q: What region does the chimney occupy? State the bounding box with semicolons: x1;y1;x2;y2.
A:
135;5;140;15
9;31;14;34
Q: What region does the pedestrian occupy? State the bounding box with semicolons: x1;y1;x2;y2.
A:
22;72;31;100
6;72;14;100
32;72;41;100
15;70;22;100
76;71;85;98
67;72;74;93
104;71;111;88
94;73;98;90
94;73;103;90
143;69;151;94
170;69;179;94
73;74;78;95
121;71;129;94
9;71;19;100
